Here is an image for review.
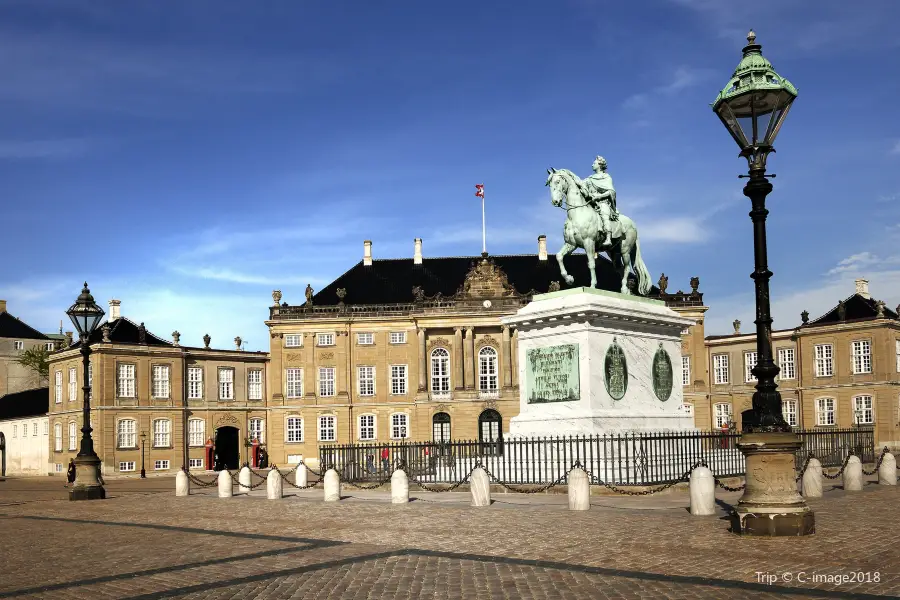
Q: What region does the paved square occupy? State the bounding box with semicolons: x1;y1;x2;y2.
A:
0;475;896;599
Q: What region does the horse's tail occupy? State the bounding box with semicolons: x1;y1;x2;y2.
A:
632;236;652;296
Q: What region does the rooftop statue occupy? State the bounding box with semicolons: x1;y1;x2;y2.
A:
545;156;651;295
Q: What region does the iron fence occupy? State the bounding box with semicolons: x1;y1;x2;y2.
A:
319;427;874;486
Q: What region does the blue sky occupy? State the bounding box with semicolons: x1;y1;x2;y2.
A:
1;0;899;351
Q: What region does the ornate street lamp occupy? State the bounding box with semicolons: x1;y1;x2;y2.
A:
712;32;813;536
140;431;147;478
66;282;106;500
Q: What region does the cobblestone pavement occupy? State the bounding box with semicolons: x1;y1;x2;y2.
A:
0;475;896;599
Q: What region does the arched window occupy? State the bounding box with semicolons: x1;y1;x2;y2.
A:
430;348;450;396
478;409;502;456
153;419;171;447
117;419;136;448
478;346;499;395
432;412;451;444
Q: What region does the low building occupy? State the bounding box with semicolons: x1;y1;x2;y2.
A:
0;300;58;396
0;387;50;476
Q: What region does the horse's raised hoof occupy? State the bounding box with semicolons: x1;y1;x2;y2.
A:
563;275;575;285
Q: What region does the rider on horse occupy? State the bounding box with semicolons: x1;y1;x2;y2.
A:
578;156;618;248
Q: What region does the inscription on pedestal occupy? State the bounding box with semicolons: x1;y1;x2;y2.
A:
526;344;579;404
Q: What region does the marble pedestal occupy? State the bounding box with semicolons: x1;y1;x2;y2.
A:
69;454;105;501
501;287;695;437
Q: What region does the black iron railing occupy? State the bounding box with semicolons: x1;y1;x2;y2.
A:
319;427;874;486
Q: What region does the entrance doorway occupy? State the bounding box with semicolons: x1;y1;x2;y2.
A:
214;426;240;470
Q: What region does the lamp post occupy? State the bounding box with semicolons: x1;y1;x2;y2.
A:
140;431;147;478
712;31;813;536
66;282;106;501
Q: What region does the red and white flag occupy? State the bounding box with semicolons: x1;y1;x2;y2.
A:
475;184;484;198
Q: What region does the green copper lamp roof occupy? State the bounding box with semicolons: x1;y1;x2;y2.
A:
713;31;797;109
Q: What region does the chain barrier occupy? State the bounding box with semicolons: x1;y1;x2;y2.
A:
822;454;851;480
795;455;814;483
862;447;889;476
578;461;709;496
405;463;481;493
713;478;746;492
183;469;220;488
480;465;570;494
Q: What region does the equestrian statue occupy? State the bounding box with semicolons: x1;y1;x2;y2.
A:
545;156;651;295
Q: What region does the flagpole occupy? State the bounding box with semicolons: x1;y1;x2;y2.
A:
481;187;486;254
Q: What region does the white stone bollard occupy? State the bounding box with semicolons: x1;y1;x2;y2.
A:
217;470;233;498
689;466;716;516
843;455;863;491
175;470;190;497
266;469;283;499
323;469;341;502
238;466;252;494
878;453;897;486
295;463;308;488
801;458;823;498
567;467;590;511
391;469;409;504
470;467;491;507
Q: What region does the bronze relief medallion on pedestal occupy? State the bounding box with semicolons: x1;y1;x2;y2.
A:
652;343;673;402
604;338;627;401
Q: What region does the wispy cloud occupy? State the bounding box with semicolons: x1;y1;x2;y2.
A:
622;66;713;111
169;266;328;286
890;140;900;155
0;137;96;159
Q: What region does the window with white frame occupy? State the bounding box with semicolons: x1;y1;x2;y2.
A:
13;340;23;350
356;332;374;345
777;347;796;380
154;460;170;470
218;368;234;400
391;413;409;439
814;344;834;377
249;417;264;442
45;342;55;351
55;371;62;403
284;334;302;348
188;367;203;399
118;364;136;398
188;418;205;446
681;403;694;417
852;395;874;425
188;458;204;469
682;356;691;386
54;423;62;451
32;422;37;436
286;416;303;442
117;419;136;448
318;415;336;441
153;419;170;447
713;403;732;429
317;333;335;347
68;421;76;450
152;365;170;398
248;370;263;400
430;347;451;394
358;414;375;441
815;397;835;426
43;421;48;435
357;366;375;396
782;399;798;427
478;346;499;393
318;367;335;397
68;367;77;401
119;461;136;472
390;331;407;344
11;425;15;437
390;365;407;395
851;340;872;374
713;354;730;385
286;368;303;398
54;463;63;472
744;351;757;383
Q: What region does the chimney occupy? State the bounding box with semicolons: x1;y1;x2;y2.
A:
537;235;548;261
64;331;73;347
0;300;6;313
109;299;121;321
413;238;423;265
363;240;373;266
855;278;870;299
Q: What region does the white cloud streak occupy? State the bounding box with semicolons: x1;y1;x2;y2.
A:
0;137;96;159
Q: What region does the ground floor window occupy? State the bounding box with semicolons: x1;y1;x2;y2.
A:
478;409;502;456
154;460;170;470
358;414;375;441
816;398;836;426
432;412;451;443
319;416;336;442
782;400;798;427
188;458;204;469
119;461;136;472
852;395;873;425
713;403;732;429
391;413;409;439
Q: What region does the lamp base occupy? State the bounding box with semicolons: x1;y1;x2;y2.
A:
69;485;106;501
69;452;106;502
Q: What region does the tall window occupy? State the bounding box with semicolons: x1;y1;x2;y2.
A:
782;400;798;427
359;414;375;441
54;423;62;451
55;371;62;404
317;333;335;346
118;364;136;398
744;352;757;383
777;347;796;380
153;419;170;447
390;331;407;344
432;412;451;443
13;340;24;350
318;415;336;441
68;421;77;450
68;368;77;401
117;419;136;448
284;334;302;348
815;397;835;426
286;368;303;398
356;332;374;345
852;395;874;425
357;366;375;396
430;348;451;395
188;418;205;446
248;370;263;400
44;421;48;435
478;347;499;393
681;356;691;386
390;365;407;395
249;417;264;442
188;367;203;399
45;342;55;351
286;416;303;443
218;368;234;400
478;409;502;456
152;365;170;398
318;367;336;397
391;413;409;439
851;340;872;374
814;344;834;377
714;403;732;429
32;422;37;436
713;354;730;385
